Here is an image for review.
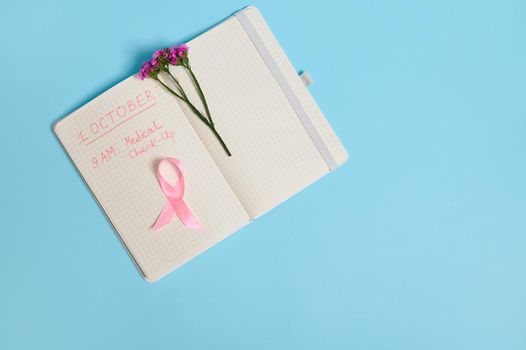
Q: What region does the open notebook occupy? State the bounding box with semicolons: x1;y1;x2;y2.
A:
54;6;348;282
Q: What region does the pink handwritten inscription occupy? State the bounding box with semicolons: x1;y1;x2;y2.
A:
89;119;176;168
125;120;176;159
80;88;177;169
91;144;119;168
79;89;156;146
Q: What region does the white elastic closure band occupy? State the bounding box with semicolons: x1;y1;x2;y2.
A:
235;11;338;171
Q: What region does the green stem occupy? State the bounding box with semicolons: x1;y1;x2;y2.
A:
185;65;213;125
210;126;231;157
155;77;183;100
154;76;231;156
184;99;210;127
155;77;210;127
165;69;187;100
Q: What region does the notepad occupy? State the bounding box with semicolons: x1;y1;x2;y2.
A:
54;6;348;282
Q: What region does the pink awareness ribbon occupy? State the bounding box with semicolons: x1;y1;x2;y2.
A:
152;158;202;230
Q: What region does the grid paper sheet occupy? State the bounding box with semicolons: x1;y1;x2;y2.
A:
54;78;249;282
178;7;346;219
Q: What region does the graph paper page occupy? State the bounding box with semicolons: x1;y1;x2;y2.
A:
175;8;338;218
54;77;249;282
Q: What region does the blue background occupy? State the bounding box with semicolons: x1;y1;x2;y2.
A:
1;0;525;349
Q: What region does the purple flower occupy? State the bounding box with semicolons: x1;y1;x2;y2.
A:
139;44;189;79
176;44;188;58
138;60;152;80
168;44;189;65
168;47;179;65
152;49;166;60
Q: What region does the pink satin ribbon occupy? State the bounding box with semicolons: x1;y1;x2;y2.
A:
152;158;202;230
